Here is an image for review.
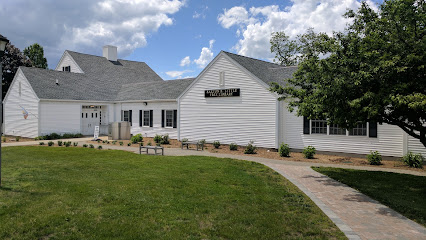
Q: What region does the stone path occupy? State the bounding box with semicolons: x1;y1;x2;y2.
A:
4;140;426;239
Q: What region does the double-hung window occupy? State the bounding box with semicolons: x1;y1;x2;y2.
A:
123;111;129;122
62;66;71;72
311;119;327;134
349;122;367;136
329;124;346;135
165;110;173;127
143;110;150;126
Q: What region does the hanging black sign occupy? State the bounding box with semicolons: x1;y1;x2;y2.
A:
205;88;240;98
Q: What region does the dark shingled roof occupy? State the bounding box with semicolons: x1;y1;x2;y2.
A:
222;51;297;86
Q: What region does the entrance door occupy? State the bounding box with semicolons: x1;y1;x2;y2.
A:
82;106;101;135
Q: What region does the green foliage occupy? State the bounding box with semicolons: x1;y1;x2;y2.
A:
270;32;299;66
147;142;152;146
154;134;162;143
83;144;88;148
229;143;238;151
367;151;382;165
161;134;170;144
23;43;48;69
89;144;94;148
57;141;63;146
127;143;132;146
131;134;143;144
279;143;290;157
39;142;44;145
48;141;54;146
73;142;78;147
181;138;188;142
270;0;426;147
98;145;102;150
402;152;424;168
2;137;6;142
112;141;117;145
213;141;221;149
119;141;124;146
156;143;161;147
37;133;83;140
199;139;206;145
97;139;101;143
303;146;316;159
244;141;257;154
15;136;20;142
64;141;71;147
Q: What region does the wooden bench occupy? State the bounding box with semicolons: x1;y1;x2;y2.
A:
139;146;164;155
181;141;204;151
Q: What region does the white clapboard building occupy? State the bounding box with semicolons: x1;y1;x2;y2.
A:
4;46;425;157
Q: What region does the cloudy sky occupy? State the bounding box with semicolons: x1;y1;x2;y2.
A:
1;0;380;79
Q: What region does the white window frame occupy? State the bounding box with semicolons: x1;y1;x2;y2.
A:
309;120;370;137
143;110;150;127
329;124;346;135
349;122;368;136
165;110;174;128
311;119;327;134
123;110;130;122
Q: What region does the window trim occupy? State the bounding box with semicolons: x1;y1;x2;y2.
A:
165;110;174;128
306;119;371;138
143;110;151;127
311;119;327;134
123;110;130;122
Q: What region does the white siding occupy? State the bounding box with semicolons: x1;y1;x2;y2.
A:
55;52;83;73
39;102;81;135
4;70;39;138
407;134;426;157
281;103;404;157
120;101;178;139
179;55;277;148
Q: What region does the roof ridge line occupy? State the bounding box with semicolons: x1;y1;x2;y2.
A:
222;50;281;66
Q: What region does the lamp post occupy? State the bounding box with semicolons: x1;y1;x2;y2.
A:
0;34;9;187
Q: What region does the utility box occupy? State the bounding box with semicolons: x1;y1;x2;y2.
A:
108;122;131;140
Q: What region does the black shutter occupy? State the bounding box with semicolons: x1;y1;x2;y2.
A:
129;110;132;126
303;116;310;134
161;110;165;128
173;110;177;128
150;110;153;127
121;110;123;121
139;110;142;127
369;121;377;138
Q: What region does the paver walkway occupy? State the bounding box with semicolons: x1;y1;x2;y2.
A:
4;140;426;239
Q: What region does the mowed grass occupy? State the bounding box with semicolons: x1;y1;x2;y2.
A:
0;147;345;240
313;167;426;227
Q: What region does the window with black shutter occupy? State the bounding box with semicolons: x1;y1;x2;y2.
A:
139;110;142;127
150;110;153;127
161;110;165;128
173;110;177;128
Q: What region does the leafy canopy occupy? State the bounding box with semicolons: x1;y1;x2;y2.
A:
23;43;48;69
270;0;426;147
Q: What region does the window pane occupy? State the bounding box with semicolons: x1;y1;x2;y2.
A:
123;111;129;122
329;124;346;135
143;111;150;126
311;120;327;134
349;122;367;136
166;110;173;127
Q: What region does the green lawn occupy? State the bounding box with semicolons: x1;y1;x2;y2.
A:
313;167;426;227
0;147;344;240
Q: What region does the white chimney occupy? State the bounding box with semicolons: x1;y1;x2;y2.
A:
103;45;117;61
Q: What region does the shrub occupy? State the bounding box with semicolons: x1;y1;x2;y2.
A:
98;145;102;150
89;144;94;148
106;141;110;144
131;134;143;144
73;142;78;147
97;139;101;143
161;134;170;144
2;137;6;142
119;141;124;146
50;133;60;140
279;143;290;157
367;151;382;165
112;141;117;145
39;142;45;145
199;139;206;145
156;143;161;146
402;152;424;168
229;143;238;151
154;134;162;143
16;136;20;142
48;141;54;146
181;138;188;142
65;141;71;147
83;144;88;148
127;143;132;146
147;142;152;146
102;140;107;144
244;141;257;154
213;141;221;149
57;141;63;146
303;146;316;159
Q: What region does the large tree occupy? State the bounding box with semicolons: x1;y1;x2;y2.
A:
1;43;32;98
23;43;48;69
270;0;426;147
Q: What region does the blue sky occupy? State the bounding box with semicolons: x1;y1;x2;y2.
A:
0;0;381;79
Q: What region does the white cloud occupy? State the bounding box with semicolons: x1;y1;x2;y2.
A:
180;56;191;67
165;70;192;79
218;0;378;60
193;5;208;19
194;39;215;68
0;0;185;66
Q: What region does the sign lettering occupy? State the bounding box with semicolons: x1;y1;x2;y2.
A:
205;88;240;98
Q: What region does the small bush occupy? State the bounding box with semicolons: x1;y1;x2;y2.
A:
89;144;94;148
98;145;103;150
73;142;78;147
2;137;6;142
97;139;101;143
181;138;188;142
48;141;54;146
16;136;20;142
161;134;170;144
367;151;382;165
244;141;257;154
229;143;238;151
154;134;162;143
39;142;45;145
199;139;206;145
131;134;143;144
65;141;71;147
57;141;63;146
83;144;88;148
279;143;290;157
127;143;132;146
156;143;161;146
50;133;60;140
303;146;316;159
402;152;424;168
102;140;106;144
112;141;117;145
119;141;124;146
106;141;110;144
147;142;152;146
213;141;221;149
